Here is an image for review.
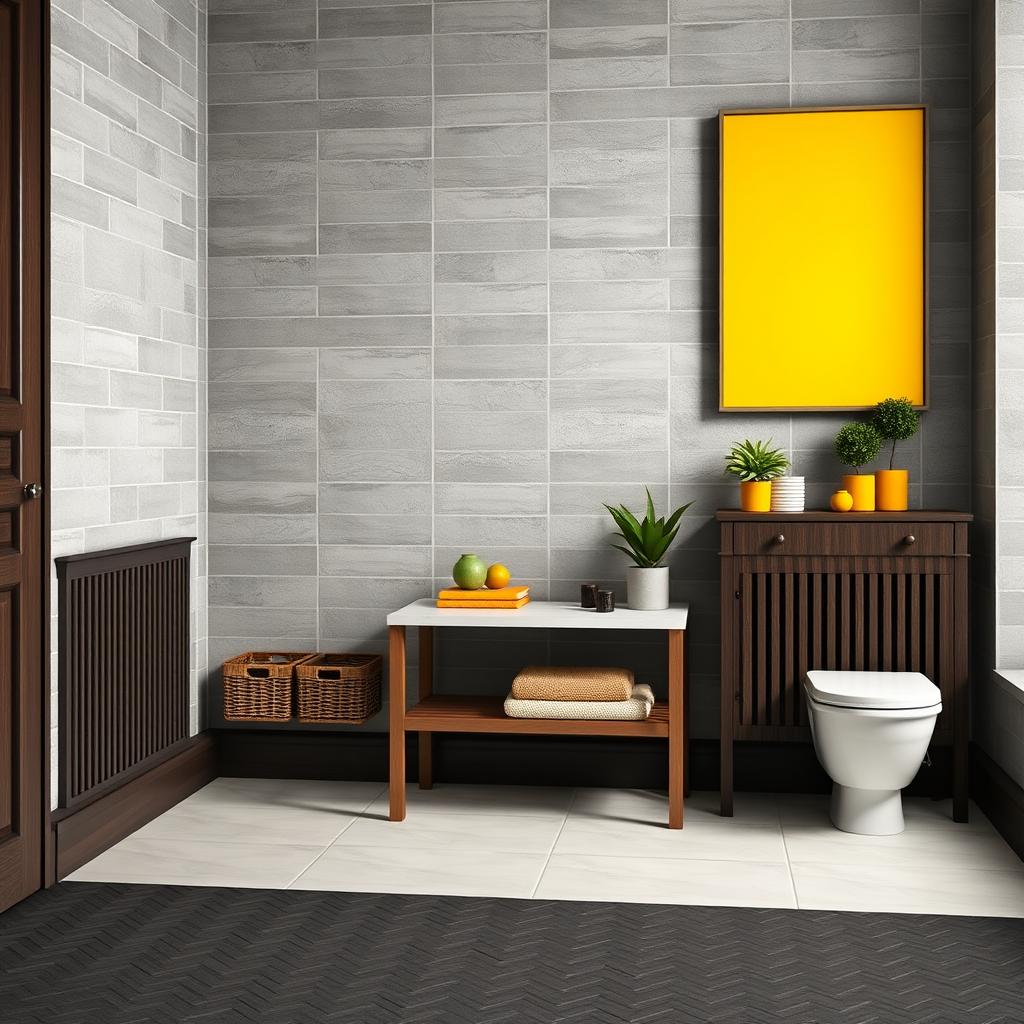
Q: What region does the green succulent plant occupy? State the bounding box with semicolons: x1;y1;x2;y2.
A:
604;488;694;569
724;439;790;482
872;396;920;470
834;422;882;473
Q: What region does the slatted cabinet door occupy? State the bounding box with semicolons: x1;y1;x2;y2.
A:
733;568;953;744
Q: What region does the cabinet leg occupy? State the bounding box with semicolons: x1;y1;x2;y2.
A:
720;682;733;817
668;630;684;829
953;746;968;823
720;749;733;816
418;626;433;790
388;625;406;821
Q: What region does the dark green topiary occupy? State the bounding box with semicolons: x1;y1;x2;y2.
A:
834;422;882;473
873;396;920;470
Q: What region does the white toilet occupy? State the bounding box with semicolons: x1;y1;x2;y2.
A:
804;670;942;835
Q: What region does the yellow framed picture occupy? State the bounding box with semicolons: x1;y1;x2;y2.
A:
719;105;927;412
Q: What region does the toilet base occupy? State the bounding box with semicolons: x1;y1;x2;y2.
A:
830;785;905;835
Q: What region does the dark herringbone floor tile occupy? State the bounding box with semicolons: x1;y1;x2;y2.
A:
0;883;1022;1023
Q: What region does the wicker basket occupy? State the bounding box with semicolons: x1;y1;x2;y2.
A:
222;652;315;722
296;653;382;724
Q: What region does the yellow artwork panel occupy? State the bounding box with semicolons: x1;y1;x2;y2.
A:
720;107;926;411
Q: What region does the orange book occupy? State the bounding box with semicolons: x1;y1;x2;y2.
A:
436;597;530;609
436;585;529;602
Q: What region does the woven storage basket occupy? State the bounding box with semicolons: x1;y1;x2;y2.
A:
296;653;382;724
222;652;315;722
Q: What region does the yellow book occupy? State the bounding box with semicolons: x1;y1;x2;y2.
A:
436;597;530;609
437;585;529;602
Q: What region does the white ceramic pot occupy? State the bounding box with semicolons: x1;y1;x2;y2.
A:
770;475;805;513
627;566;670;610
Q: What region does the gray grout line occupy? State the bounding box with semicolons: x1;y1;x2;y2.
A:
778;813;802;911
530;788;574;898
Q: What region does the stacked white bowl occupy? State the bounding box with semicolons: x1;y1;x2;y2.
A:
770;475;805;513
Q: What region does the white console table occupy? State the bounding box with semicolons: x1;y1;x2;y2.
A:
385;599;690;828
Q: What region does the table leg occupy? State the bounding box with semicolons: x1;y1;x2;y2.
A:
668;629;684;829
683;629;690;798
418;626;433;790
388;624;406;821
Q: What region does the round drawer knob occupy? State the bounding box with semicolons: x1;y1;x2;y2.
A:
773;534;785;544
903;534;916;545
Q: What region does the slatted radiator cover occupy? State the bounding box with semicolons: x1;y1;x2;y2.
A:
55;538;195;811
737;569;951;740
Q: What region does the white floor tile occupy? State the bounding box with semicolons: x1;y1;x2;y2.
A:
790;861;1024;918
131;797;357;848
290;844;549;898
65;837;324;889
335;811;563;854
365;783;574;820
66;779;1023;916
775;793;996;832
535;854;797;908
782;823;1024;871
555;816;787;862
568;788;779;826
188;778;386;815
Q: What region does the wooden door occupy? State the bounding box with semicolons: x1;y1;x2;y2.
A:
0;0;46;915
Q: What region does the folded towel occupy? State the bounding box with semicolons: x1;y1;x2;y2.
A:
510;665;634;702
504;683;654;721
437;585;529;602
437;597;529;609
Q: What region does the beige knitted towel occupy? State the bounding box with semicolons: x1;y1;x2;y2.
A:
509;665;634;702
504;684;654;721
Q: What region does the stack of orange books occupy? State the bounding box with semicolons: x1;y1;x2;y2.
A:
436;585;530;609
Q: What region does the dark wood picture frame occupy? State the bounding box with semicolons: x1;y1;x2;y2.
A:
718;104;930;413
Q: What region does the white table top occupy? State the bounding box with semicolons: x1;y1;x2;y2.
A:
386;598;689;630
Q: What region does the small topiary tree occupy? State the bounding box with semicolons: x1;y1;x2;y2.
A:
872;396;919;470
834;422;882;474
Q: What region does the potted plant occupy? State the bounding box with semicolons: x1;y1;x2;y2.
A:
833;422;882;511
872;396;919;511
725;439;790;513
604;488;693;610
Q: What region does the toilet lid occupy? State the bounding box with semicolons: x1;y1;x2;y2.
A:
805;671;941;710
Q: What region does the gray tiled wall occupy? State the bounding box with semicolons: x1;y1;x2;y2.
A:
50;0;208;803
207;0;972;737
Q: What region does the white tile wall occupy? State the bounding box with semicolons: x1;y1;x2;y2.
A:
49;0;208;807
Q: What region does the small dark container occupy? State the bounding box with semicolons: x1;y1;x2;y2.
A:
580;583;598;608
596;589;615;613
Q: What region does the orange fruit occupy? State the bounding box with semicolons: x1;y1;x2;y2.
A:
485;563;511;589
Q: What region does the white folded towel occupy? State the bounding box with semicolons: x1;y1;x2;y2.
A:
503;683;655;721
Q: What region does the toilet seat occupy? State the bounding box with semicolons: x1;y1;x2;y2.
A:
805;670;941;711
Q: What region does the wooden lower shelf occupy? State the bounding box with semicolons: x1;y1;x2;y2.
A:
404;695;669;737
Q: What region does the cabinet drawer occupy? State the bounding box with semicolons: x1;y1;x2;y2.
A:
733;522;953;557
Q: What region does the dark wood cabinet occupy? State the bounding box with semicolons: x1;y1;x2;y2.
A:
717;510;971;821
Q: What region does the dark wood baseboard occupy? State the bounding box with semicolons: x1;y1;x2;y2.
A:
52;733;217;880
970;742;1024;861
216;730;952;798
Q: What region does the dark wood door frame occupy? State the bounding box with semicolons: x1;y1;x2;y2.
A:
0;0;50;910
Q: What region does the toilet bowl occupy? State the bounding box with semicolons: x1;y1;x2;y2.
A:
804;671;941;835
